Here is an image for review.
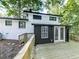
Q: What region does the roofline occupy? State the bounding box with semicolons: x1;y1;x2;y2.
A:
32;23;70;27
0;17;28;20
23;11;63;17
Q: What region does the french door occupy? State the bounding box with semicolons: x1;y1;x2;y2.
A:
54;26;65;42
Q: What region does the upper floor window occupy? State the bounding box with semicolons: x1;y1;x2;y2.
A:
19;21;26;28
5;20;12;26
58;17;61;22
33;15;41;19
23;14;28;19
49;17;56;21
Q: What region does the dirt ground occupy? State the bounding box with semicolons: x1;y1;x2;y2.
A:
0;39;24;59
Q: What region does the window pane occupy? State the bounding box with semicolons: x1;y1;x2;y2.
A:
41;26;48;39
5;20;12;26
60;28;64;40
19;21;26;28
55;27;58;40
33;15;41;19
23;14;28;19
50;17;56;21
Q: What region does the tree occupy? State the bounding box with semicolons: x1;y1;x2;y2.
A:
0;0;43;17
41;0;79;40
45;0;79;35
62;0;79;35
45;0;63;14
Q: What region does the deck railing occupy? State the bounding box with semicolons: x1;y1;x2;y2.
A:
19;33;34;43
14;34;35;59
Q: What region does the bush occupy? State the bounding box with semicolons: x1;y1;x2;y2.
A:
70;33;79;41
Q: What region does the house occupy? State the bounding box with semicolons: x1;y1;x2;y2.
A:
0;10;69;44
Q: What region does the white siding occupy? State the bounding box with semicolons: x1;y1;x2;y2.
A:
28;13;60;25
0;12;60;40
0;19;33;40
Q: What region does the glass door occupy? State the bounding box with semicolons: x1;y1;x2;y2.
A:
59;27;65;42
54;26;59;42
55;27;58;40
54;26;65;42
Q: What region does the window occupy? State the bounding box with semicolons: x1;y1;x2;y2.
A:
41;26;48;39
5;20;12;26
33;15;41;19
23;16;26;19
23;14;28;19
58;17;61;22
49;17;56;21
60;27;64;40
55;27;58;40
19;21;26;28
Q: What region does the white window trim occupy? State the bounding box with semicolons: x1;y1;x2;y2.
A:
41;26;48;39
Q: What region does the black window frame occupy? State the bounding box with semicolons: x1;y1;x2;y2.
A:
49;17;56;21
19;21;26;28
5;20;12;26
33;15;42;20
23;14;28;19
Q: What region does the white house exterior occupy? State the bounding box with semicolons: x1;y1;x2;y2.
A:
0;10;69;44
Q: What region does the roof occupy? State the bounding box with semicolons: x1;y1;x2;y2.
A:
23;10;63;17
0;17;28;20
32;23;70;27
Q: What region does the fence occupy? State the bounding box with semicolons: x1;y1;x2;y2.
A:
14;34;35;59
19;33;34;43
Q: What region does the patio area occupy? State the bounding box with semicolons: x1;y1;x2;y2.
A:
35;40;79;59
